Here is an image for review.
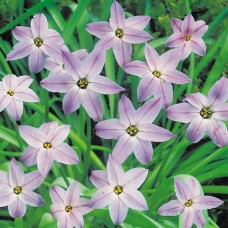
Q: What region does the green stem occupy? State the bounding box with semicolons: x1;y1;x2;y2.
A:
208;217;219;228
0;151;22;157
186;53;195;94
41;70;49;121
15;217;23;228
13;121;24;151
184;0;191;13
59;164;70;187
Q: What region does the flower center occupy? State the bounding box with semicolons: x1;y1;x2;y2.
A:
34;37;43;47
113;185;123;195
65;205;73;213
152;70;161;78
77;78;88;89
184;199;193;207
200;107;213;119
115;28;124;38
183;34;191;41
126;125;138;136
13;186;22;195
7;90;14;96
43;142;52;149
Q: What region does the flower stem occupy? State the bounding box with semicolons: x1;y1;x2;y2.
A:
186;53;195;94
15;217;23;228
208;217;219;228
59;164;70;187
184;0;191;13
41;70;49;122
13;121;24;151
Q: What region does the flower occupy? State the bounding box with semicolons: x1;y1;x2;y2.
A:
40;50;124;121
96;95;175;164
167;77;228;147
0;158;45;218
0;74;39;120
90;156;148;225
166;14;208;60
124;44;191;107
158;177;223;228
19;121;79;176
6;13;64;73
86;0;152;67
50;181;91;228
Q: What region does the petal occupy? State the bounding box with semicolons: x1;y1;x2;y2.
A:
72;49;88;60
179;44;192;60
90;170;109;188
162;70;191;84
212;103;228;120
23;171;44;191
194;20;208;37
159;49;181;70
65;181;79;207
75;198;91;215
0;94;11;112
171;18;182;33
67;210;84;228
2;74;18;91
166;33;185;47
37;149;54;176
86;22;112;38
6;99;23;121
184;93;209;109
95;119;125;140
181;14;196;35
9;158;24;187
39;121;58;135
8;198;26;218
188;38;206;56
182;207;195;228
124;60;150;78
14;88;39;102
19;191;45;207
158;200;184;216
125;16;150;29
12;26;33;41
53;143;79;164
94;33;117;50
40;40;62;60
50;186;66;204
21;146;39;166
31;13;48;38
50;204;66;220
29;48;47;73
0;170;10;188
45;29;64;45
0;190;15;207
187;177;200;198
145;44;160;71
159;80;173;108
110;0;125;30
194;210;205;228
17;76;33;88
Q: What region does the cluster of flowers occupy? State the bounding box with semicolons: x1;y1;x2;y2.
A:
0;1;225;227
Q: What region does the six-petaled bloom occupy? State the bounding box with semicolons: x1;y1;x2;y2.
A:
0;74;39;120
158;177;223;228
167;77;228;147
0;158;45;218
124;44;191;107
40;50;124;121
96;95;175;164
19;121;79;176
166;13;208;60
90;156;148;225
6;13;64;73
86;0;152;67
50;181;91;228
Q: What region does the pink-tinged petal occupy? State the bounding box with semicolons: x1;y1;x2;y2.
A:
122;28;152;44
182;207;195;228
0;94;11;112
8;198;26;218
88;75;124;94
31;13;48;38
44;57;59;71
14;88;39;102
158;200;184;216
159;80;173;108
145;44;160;71
0;190;15;207
29;48;47;73
137;123;175;142
120;189;148;210
86;22;112;38
125;16;150;29
187;177;200;198
67;210;84;228
58;218;72;228
2;74;18;91
95;119;125;140
17;76;33;88
90;170;109;188
124;61;150;78
113;40;132;68
161;70;191;84
6;41;35;61
194;210;205;228
94;33;118;50
19;126;44;148
50;186;66;204
46;29;64;45
212;103;228;120
65;181;79;207
179;44;192;60
0;170;10;187
63;86;82;115
110;0;125;30
50;204;65;220
167;103;199;123
19;191;45;207
109;198;128;225
159;49;181;70
39;121;58;135
184;93;209;110
9;158;24;187
40;40;62;60
166;33;185;47
37;149;54;176
189;38;206;56
21;146;39;166
72;49;88;60
171;18;182;33
181;14;196;35
53;143;79;164
186;116;207;143
76;198;92;215
6;99;23;121
40;74;75;93
90;186;116;208
12;26;33;41
81;90;103;121
194;20;208;37
23;171;43;191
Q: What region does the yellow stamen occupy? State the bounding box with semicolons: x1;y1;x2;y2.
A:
113;185;123;195
184;34;191;41
7;90;14;96
184;199;193;207
152;70;161;78
34;37;43;47
126;125;138;136
13;186;22;195
65;205;73;212
115;29;124;38
43;142;52;149
77;78;88;89
200;107;212;119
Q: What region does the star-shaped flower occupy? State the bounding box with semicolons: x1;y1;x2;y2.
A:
96;95;175;164
124;44;191;107
167;77;228;147
0;158;45;218
166;14;208;60
158;177;223;228
19;121;79;176
41;50;124;121
86;0;152;67
6;13;64;73
90;156;148;225
0;74;39;120
50;181;91;228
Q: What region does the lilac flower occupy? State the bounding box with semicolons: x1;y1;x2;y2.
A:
0;74;39;120
90;156;148;225
19;121;79;176
166;14;208;60
96;95;175;164
86;0;152;67
0;158;45;218
41;50;124;121
124;44;191;107
6;13;64;73
50;181;91;228
158;177;223;228
167;77;228;147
